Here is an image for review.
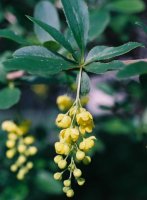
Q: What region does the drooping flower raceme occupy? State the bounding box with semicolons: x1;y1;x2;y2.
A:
54;68;96;198
1;120;37;180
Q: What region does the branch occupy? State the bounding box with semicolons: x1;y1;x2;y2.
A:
122;58;147;65
6;59;147;80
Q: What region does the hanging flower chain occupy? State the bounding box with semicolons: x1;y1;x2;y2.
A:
1;120;38;180
54;67;96;198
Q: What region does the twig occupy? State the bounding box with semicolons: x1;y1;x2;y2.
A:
122;58;147;65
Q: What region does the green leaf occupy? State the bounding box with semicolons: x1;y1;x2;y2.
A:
0;29;29;45
35;171;62;195
27;16;77;59
117;61;147;78
89;9;110;41
106;0;145;14
43;41;61;52
102;118;134;135
81;72;90;95
0;87;21;110
86;42;143;64
97;83;115;95
77;71;90;95
85;61;124;74
0;64;6;83
136;22;147;34
0;52;11;83
61;0;89;52
3;56;76;76
13;46;56;58
34;1;60;43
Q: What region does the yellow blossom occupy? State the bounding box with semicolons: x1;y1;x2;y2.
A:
2;121;18;132
79;136;96;151
56;114;71;128
57;95;73;111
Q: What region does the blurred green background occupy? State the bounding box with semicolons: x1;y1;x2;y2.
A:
0;0;147;199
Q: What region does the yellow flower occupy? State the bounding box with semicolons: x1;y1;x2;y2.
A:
56;114;71;128
18;120;31;135
26;162;34;170
6;149;16;159
27;146;38;156
76;111;93;125
70;128;79;142
6;140;15;148
60;128;79;143
16;155;26;165
57;95;73;111
10;164;18;172
55;142;70;155
8;133;17;140
76;150;85;161
54;172;62;180
80;96;89;106
23;136;35;145
79;136;96;151
77;178;85;186
76;111;94;134
1;121;18;132
69;106;85;117
66;189;74;198
18;144;27;153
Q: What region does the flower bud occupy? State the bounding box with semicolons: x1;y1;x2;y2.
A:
18;144;26;153
66;189;74;198
6;140;15;148
57;95;73;111
23;136;34;145
2;121;18;132
58;160;67;169
26;162;33;169
83;156;91;165
76;150;85;161
17;155;26;165
6;149;16;159
54;172;62;180
63;186;70;193
10;164;18;172
77;178;85;186
27;146;38;155
73;168;82;178
63;179;71;187
8;133;17;140
54;155;63;164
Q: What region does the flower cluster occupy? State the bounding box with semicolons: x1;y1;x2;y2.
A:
1;120;37;180
54;99;96;197
57;95;89;112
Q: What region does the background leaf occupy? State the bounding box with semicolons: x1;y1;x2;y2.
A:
86;42;143;63
0;29;29;45
117;61;147;78
61;0;89;52
89;9;110;41
85;61;124;74
13;46;56;58
34;1;60;43
0;87;21;109
27;16;76;59
3;56;76;76
35;171;62;195
106;0;145;14
136;22;147;34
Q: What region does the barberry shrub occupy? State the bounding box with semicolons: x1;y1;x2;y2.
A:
0;0;145;197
